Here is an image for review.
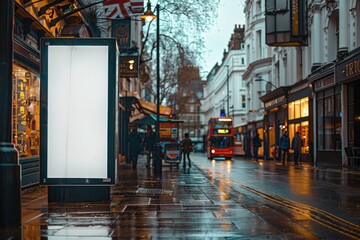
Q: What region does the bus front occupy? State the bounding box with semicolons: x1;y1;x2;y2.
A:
207;117;234;160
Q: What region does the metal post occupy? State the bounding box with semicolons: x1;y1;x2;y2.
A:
0;0;22;230
153;4;162;176
226;66;229;116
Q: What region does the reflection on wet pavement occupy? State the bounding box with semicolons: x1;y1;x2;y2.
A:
4;155;359;239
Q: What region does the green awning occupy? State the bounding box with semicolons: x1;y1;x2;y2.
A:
131;114;184;126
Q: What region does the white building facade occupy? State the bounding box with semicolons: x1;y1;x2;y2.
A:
202;25;247;148
242;0;273;158
255;0;360;167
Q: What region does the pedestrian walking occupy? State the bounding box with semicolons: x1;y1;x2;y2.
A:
279;131;290;165
128;128;142;170
253;133;262;161
291;131;303;165
143;125;156;168
181;133;193;168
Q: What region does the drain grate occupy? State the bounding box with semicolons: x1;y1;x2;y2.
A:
136;188;173;195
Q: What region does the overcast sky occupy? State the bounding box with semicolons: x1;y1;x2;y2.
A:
201;0;246;77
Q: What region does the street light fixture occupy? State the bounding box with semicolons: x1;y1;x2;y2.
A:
255;78;277;91
141;1;162;176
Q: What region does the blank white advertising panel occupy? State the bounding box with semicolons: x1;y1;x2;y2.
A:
47;45;108;179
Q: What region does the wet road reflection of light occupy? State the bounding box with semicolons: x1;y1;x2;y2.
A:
288;167;311;195
226;161;232;174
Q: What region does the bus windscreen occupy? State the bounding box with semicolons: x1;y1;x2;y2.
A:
211;136;234;148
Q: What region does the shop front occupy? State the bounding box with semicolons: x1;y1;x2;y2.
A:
234;125;246;156
336;49;360;166
12;34;42;187
309;63;342;166
287;80;313;163
260;87;289;160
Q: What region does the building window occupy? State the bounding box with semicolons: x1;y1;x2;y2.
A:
12;64;40;158
242;95;246;108
316;86;341;151
256;30;262;59
288;97;310;153
288;122;309;154
327;10;339;61
288;97;309;120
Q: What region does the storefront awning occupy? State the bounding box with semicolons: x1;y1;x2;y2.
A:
131;114;184;126
119;96;173;119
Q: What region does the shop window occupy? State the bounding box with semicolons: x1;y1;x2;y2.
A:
288;97;309;120
301;98;309;117
288;102;294;120
316;88;341;151
317;99;324;150
348;83;355;145
335;94;341;149
257;128;264;156
12;64;40;157
288;122;309;154
294;100;301;118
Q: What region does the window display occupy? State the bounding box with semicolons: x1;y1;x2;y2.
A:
12;64;40;157
288;97;310;154
288;97;309;120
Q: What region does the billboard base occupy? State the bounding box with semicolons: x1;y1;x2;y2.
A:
48;186;110;203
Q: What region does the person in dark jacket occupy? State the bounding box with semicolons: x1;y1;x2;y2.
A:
181;133;193;168
279;131;290;165
291;131;303;165
128;128;142;170
143;125;156;168
253;133;262;161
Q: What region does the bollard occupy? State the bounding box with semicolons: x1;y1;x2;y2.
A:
153;143;162;176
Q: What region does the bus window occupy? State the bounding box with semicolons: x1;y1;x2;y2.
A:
211;136;234;148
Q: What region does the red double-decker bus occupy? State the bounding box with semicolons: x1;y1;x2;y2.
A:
207;116;234;160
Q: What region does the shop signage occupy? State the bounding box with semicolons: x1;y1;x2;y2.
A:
264;95;286;109
119;55;139;78
336;54;360;83
111;19;131;50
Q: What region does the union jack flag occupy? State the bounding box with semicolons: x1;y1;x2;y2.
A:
102;0;144;19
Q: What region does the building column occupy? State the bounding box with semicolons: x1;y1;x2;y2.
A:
338;0;349;56
0;0;22;231
311;4;321;71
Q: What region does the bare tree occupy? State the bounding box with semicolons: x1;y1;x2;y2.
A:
141;0;219;105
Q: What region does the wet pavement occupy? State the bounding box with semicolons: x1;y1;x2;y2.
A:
2;154;360;239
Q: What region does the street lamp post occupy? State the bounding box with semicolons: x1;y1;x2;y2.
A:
142;1;162;176
226;65;230;116
0;0;22;230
